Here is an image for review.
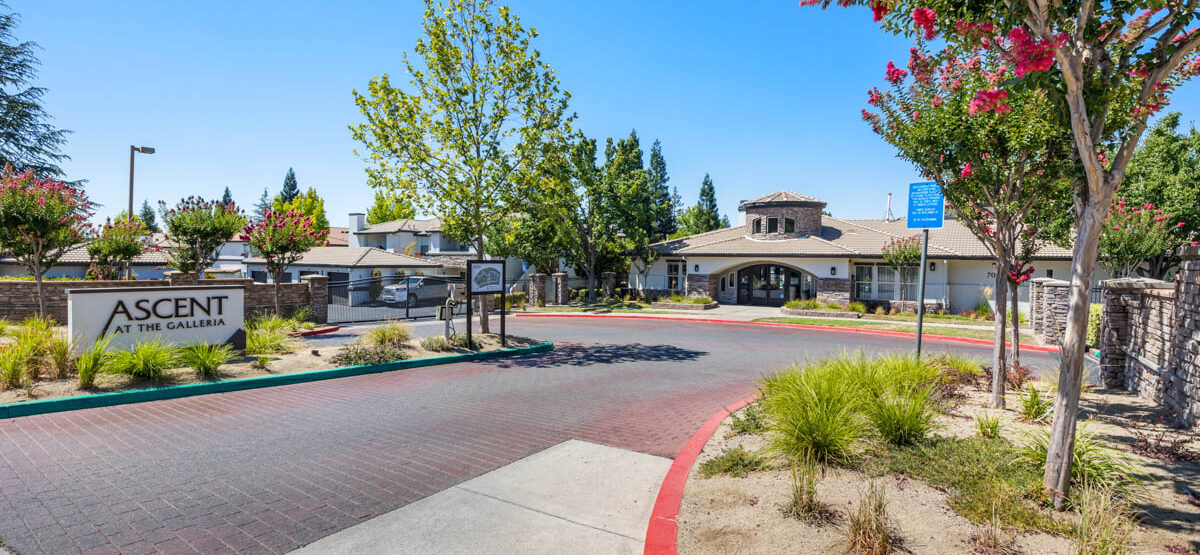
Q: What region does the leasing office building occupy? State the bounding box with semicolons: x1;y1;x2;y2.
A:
632;191;1094;312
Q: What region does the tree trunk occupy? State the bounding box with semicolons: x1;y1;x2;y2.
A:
34;262;46;320
1043;199;1107;508
991;258;1010;409
273;279;282;316
476;235;490;334
586;256;597;305
1010;282;1021;369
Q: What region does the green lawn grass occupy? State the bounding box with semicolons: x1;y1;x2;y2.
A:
754;316;1036;342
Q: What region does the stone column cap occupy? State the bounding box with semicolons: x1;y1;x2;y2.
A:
300;274;328;281
1042;279;1071;287
551;272;567;276
1100;277;1172;289
1178;244;1200;258
1028;277;1056;283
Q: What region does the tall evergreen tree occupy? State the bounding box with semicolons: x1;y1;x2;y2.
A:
647;140;675;240
139;200;159;233
252;187;271;222
279;167;300;204
220;186;234;206
0;4;70;177
695;173;722;232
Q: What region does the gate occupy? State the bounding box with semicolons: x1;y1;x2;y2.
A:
326;275;467;324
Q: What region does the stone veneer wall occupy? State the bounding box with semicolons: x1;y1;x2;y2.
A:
0;274;329;324
816;278;851;305
743;204;824;237
1098;247;1200;428
1032;279;1071;345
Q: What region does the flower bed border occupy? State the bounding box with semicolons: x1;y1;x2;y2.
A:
650;301;719;311
779;307;863;319
0;342;553;419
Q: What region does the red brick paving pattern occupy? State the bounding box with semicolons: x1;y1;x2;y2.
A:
0;319;1056;553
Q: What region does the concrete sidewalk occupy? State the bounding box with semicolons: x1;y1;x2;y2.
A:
291;440;670;554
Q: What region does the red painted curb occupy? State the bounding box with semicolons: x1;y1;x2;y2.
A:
644;394;758;555
290;325;340;337
515;313;1060;353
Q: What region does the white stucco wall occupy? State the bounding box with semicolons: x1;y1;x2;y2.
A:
631;256;850;292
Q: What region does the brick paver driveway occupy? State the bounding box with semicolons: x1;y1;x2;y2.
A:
0;318;1060;554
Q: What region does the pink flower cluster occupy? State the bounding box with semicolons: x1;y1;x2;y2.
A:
870;0;888;21
1005;28;1065;78
1008;264;1035;284
912;8;937;40
885;61;907;84
968;89;1011;115
907;47;935;83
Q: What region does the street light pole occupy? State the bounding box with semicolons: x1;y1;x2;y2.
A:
128;145;155;220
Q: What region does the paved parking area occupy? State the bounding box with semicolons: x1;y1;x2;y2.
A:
0;318;1061;554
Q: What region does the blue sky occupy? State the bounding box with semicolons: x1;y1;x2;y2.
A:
16;1;1200;226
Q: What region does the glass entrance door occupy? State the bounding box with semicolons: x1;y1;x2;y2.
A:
736;265;817;306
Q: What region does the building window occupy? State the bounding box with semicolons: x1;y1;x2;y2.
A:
720;276;726;291
854;265;873;299
767;218;778;233
667;261;684;290
753;218;762;234
784;218;795;233
1046;269;1054;278
900;266;919;301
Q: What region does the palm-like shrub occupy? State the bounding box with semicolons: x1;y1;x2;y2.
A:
1019;426;1142;494
179;343;235;379
107;339;178;380
1018;386;1053;423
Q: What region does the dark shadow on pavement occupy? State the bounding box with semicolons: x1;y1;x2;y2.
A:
482;342;707;368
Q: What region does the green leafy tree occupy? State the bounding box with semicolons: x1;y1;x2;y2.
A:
241;209;329;315
279;168;300;204
0;4;69;177
0;168;91;317
1120;112;1200;277
805;0;1200;506
694;174;722;233
87;218;148;280
273;187;329;231
252;187;271;222
159;197;247;283
486;186;568;276
139;200;160;233
365;189;416;224
220;187;234;207
350;0;572;332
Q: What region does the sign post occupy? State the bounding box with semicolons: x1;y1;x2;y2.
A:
466;260;506;349
906;181;944;358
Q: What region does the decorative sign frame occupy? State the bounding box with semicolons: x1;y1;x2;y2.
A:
67;285;246;351
467;260;505;295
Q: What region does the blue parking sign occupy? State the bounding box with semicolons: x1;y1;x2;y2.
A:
907;181;944;229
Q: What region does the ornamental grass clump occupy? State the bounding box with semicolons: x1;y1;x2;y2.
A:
365;321;412;350
107;339;178;381
75;336;112;389
1019;425;1142;495
697;446;766;478
0;343;33;389
846;482;898;555
976;414;1002;439
179;343;235;379
45;333;75;380
763;360;867;463
1071;484;1138;555
245;328;295;356
1018;386;1053;423
420;335;454;352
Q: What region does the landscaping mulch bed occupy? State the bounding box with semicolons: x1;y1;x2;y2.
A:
679;387;1200;554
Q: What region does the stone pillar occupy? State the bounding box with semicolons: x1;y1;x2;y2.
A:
551;272;569;305
815;278;851;305
601;272;616;299
167;271;197;286
1169;246;1200;426
529;273;547;307
1038;279;1071;345
684;273;711;298
1028;278;1053;335
300;274;329;324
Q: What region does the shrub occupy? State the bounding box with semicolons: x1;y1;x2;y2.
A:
763;361;867;463
247;314;295;334
728;402;767;436
452;333;482;350
865;386;937;445
928;352;983;398
245;328;294;355
974;297;994;320
846;482;897;555
421;335;455;352
975;414;1002;439
1071;484;1137;555
107;339;178;380
697;446;766;478
784;299;822;310
10;322;52;383
0;343;34;389
255;356;271;369
874;306;887;316
1087;303;1103;347
492;292;527;310
331;343;408;366
179;343;235;379
46;333;75;379
1007;364;1033;390
848;301;868;314
289;305;313;324
365;321;412;350
1019;426;1142;493
75;335;112;389
665;293;713;304
1018;386;1053;423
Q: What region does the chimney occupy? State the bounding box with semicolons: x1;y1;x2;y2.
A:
349;212;365;246
737;200;747;226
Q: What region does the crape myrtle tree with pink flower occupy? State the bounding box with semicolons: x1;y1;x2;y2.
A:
0;166;92;319
1099;197;1194;278
241;209;329;316
880;235;921;300
159;197;248;284
862;42;1073;409
805;0;1200;507
86;217;149;280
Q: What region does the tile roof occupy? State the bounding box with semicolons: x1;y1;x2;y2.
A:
244;247;441;268
1;244;170;266
357;218;443;234
652;217;1074;260
326;227;349;247
740;191;827;208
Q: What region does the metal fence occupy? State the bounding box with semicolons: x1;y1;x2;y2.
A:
326;275;468;324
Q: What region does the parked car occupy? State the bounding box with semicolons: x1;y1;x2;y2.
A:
381;277;450;307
